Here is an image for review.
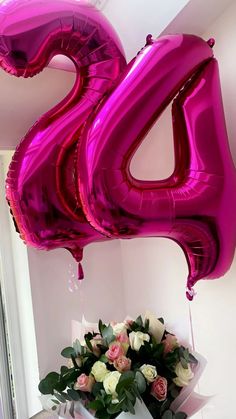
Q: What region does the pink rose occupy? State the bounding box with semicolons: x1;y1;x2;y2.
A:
74;374;95;392
151;376;167;401
116;332;129;344
114;356;131;372
162;334;178;355
106;343;124;362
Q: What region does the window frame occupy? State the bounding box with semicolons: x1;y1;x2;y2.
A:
0;152;41;418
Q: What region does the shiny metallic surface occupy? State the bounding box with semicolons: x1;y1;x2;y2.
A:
0;1;235;298
78;35;236;298
0;0;126;262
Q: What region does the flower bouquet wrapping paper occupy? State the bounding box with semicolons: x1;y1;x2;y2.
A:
39;313;211;418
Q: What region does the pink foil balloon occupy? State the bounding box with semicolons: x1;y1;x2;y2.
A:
0;0;126;269
1;0;235;297
79;35;236;298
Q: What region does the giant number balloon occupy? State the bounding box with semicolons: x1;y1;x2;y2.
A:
78;36;236;299
0;0;235;297
0;0;126;275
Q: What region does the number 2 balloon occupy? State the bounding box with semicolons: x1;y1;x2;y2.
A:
0;0;235;298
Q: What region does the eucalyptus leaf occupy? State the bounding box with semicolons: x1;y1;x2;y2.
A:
53;391;66;403
99;355;108;363
116;371;135;394
67;388;80;401
69;400;75;418
126;399;135;414
92;382;104;397
162;410;173;419
135;316;143;327
135;371;146;394
38;372;60;395
180;357;188;369
101;325;115;345
174;412;188;419
61;347;76;359
51;399;60;405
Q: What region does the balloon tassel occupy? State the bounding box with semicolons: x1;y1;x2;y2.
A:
186;287;196;301
78;262;84;281
207;38;215;48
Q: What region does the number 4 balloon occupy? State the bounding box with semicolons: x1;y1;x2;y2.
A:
0;0;235;298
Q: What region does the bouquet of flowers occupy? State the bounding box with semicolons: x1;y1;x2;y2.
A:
39;313;208;419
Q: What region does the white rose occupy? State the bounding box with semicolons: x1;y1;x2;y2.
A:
91;361;108;382
112;322;127;336
140;364;157;383
129;331;150;351
173;362;194;387
103;371;121;397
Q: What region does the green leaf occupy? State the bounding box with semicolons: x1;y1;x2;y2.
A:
99;355;108;363
116;371;135;394
144;319;150;333
170;387;179;399
135;316;143;327
153;343;164;359
180;357;188;369
54;379;66;392
85;337;93;352
126;399;135;414
183;349;189;361
88;400;104;411
38;372;60;395
92;382;104;397
61;392;73;401
174;412;188;419
135;371;146;394
131;384;142;402
61;347;76;358
124;389;136;403
98;319;106;334
51;399;60;405
162;410;173;419
69;400;75;418
101;325;115;345
107;402;122;415
158;317;164;325
53;391;66;403
60;366;69;375
67;388;80;401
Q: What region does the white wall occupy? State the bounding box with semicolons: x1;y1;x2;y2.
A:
190;3;236;418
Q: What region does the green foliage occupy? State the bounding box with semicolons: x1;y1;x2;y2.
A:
101;325;115;346
38;372;61;395
129;315;149;333
61;347;76;359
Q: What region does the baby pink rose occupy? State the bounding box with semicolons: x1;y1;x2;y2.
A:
151;376;167;401
116;332;129;344
162;334;178;355
106;342;124;362
114;356;131;372
74;374;94;392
